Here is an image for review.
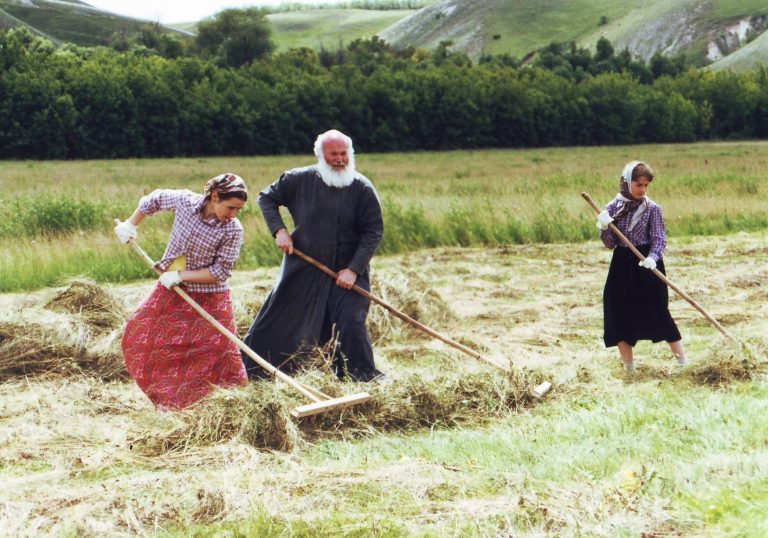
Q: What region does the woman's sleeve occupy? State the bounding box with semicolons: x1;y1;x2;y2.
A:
599;201;619;249
138;189;184;216
647;205;667;261
209;228;244;282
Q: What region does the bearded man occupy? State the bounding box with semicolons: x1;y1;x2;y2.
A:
242;129;385;382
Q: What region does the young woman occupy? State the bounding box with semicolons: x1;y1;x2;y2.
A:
596;161;687;373
115;173;249;409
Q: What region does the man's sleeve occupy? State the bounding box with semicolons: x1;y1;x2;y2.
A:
348;183;384;274
258;172;295;236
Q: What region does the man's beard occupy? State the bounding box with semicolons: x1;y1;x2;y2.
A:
317;154;356;188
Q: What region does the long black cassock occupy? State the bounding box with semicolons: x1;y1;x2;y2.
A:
242;165;384;381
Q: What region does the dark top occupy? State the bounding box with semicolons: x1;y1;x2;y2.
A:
245;165;384;363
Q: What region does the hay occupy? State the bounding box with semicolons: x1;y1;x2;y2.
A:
0;319;125;381
0;279;128;380
303;368;541;435
684;337;767;385
131;383;301;455
367;268;456;344
44;278;126;332
131;367;544;453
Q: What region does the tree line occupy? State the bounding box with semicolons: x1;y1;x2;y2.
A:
1;21;768;160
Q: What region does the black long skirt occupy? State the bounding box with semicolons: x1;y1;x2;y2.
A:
603;245;681;347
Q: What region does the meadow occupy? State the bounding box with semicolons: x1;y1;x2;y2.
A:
1;142;767;536
1;141;767;292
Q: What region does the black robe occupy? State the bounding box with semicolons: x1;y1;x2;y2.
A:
242;165;384;380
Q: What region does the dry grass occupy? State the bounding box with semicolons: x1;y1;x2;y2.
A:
2;231;768;535
130;367;545;453
685;336;766;385
44;277;126;332
0;320;125;381
0;279;127;381
367;268;456;344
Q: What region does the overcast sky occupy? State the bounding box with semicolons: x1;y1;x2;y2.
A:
85;1;335;24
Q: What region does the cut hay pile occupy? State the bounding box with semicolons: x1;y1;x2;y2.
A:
130;367;545;454
45;278;126;331
0;279;127;380
0;320;125;380
684;336;767;385
367;268;456;344
131;382;300;454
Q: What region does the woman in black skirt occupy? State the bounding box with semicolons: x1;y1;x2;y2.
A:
596;161;686;373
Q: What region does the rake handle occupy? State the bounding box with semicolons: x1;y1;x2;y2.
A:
115;220;324;402
581;192;735;341
291;248;508;371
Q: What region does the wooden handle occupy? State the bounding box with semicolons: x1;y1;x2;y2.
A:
291;248;509;371
580;193;735;341
115;220;323;402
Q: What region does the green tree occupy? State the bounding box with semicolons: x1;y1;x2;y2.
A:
194;8;275;68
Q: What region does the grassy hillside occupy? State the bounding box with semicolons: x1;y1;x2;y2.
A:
267;8;416;51
175;8;420;51
710;29;768;71
0;0;182;46
380;0;768;66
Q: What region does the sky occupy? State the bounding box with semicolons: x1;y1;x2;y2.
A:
85;0;335;24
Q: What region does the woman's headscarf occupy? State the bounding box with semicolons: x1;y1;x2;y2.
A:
204;173;247;198
612;161;649;231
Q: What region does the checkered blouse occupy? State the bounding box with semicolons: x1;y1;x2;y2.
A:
139;189;243;293
599;197;667;262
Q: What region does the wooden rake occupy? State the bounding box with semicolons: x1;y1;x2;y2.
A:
581;192;736;341
292;248;512;372
116;221;371;418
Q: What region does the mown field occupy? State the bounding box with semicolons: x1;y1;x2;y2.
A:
1;142;767;536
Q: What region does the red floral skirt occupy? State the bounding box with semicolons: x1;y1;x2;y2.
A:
122;284;247;409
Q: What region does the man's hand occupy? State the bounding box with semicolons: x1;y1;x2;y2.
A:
639;257;657;270
114;220;137;244
159;270;183;289
336;268;357;289
275;228;293;254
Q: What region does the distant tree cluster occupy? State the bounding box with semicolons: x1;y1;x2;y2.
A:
2;25;768;160
481;38;691;83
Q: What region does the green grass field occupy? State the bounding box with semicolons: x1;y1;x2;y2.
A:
1;143;767;535
1;141;767;292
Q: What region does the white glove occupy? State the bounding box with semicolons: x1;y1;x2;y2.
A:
639;257;657;270
596;210;613;231
159;271;183;289
114;220;137;244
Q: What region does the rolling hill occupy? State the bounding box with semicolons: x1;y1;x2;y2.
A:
0;0;186;47
378;0;768;68
709;26;768;71
1;0;766;72
266;7;417;51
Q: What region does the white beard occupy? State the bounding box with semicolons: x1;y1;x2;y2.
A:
317;154;356;188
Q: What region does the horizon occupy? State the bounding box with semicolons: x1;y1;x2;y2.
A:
85;0;339;24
